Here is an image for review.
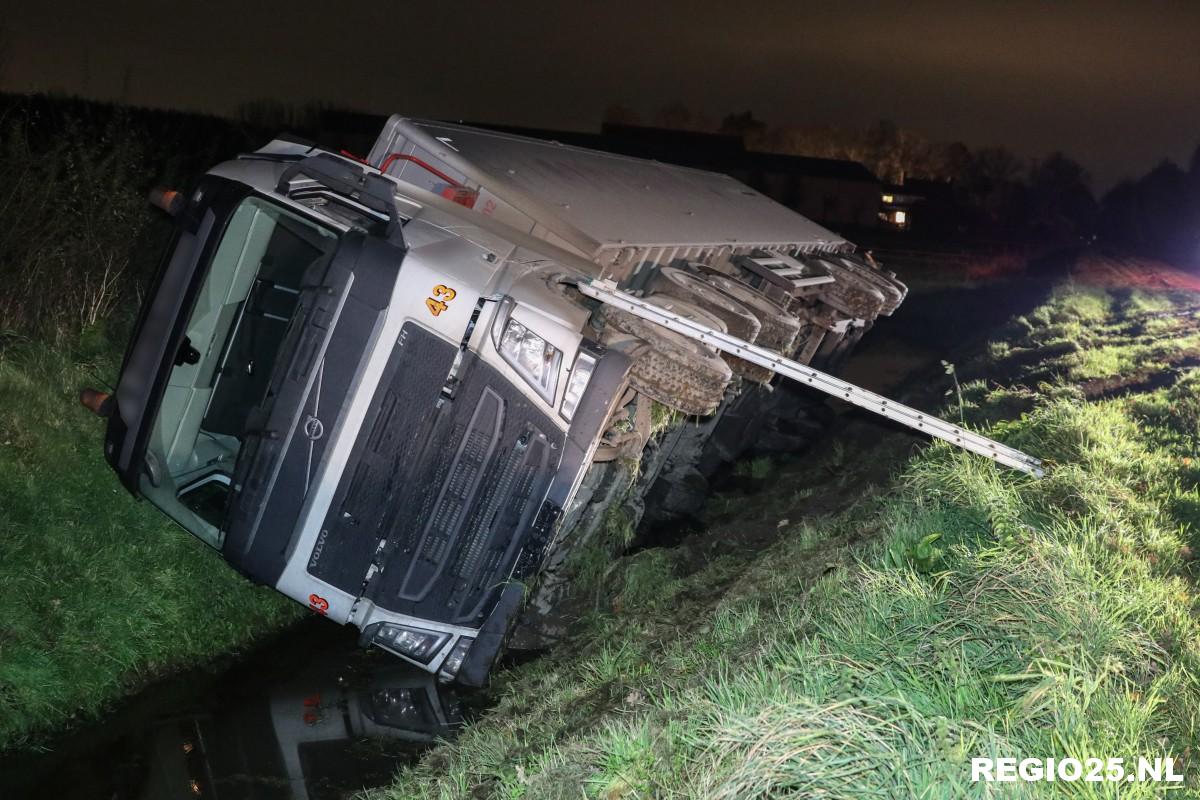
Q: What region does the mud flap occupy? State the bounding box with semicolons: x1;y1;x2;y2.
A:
456;582;526;688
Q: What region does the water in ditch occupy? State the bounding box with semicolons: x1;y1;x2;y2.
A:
0;619;478;800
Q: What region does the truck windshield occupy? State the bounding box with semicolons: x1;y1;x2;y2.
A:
140;197;338;547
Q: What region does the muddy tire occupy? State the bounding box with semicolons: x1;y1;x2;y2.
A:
649;267;762;342
648;267;785;383
818;276;887;320
603;295;732;416
694;270;808;381
695;271;801;353
825;253;907;315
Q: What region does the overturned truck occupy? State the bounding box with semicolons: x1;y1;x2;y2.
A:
88;118;1039;686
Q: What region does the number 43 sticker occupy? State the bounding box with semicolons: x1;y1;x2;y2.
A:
425;284;457;316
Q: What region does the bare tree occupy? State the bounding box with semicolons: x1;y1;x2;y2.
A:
1027;152;1097;243
719;111;767;148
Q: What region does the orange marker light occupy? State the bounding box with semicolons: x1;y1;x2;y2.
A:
148;186;186;217
79;388;113;417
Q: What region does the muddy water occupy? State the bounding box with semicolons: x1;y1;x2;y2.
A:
0;620;474;800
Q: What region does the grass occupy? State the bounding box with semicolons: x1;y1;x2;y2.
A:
0;339;300;749
733;455;774;480
367;281;1200;798
995;284;1200;383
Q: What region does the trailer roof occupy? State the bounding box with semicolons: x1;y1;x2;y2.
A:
402;120;848;255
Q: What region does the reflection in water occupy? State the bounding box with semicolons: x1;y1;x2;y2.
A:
141;664;461;800
0;623;468;800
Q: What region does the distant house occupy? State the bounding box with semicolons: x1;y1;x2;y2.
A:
879;178;957;233
732;151;881;229
879;184;919;229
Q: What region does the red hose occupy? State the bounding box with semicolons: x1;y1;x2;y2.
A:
378;152;463;187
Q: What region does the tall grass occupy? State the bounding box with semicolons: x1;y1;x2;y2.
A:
0;93;261;344
0;114;148;340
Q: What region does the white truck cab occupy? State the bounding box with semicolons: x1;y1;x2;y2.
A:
103;143;632;685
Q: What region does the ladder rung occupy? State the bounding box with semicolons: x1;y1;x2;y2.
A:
774;267;805;277
793;275;836;287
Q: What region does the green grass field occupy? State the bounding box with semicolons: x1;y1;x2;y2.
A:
0;339;300;749
369;282;1200;798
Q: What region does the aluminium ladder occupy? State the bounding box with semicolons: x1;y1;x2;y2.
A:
576;279;1045;478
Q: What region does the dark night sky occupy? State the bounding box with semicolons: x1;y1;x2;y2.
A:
3;1;1198;191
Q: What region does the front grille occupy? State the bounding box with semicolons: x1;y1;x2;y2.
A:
440;425;551;621
311;322;564;625
306;323;457;594
399;388;504;601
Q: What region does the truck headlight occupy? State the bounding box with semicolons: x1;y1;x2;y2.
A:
497;317;562;402
438;637;474;682
368;623;450;664
560;353;596;421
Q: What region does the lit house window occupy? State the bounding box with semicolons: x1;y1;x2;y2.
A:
894;210;907;225
881;193;895;204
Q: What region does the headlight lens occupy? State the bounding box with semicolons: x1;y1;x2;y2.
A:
438;637;474;682
560;353;596;421
497;317;562;401
369;623;450;664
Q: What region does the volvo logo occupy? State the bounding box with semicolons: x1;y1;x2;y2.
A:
308;529;329;570
304;415;325;441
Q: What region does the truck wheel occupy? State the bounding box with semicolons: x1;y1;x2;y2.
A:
648;267;783;383
695;271;801;354
649;267;761;342
824;253;907;315
695;270;808;381
602;295;732;416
